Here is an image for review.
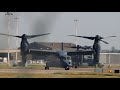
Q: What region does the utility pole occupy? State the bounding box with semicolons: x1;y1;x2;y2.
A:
74;19;79;46
15;16;19;64
5;12;13;66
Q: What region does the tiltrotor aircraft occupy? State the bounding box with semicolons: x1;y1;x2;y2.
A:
0;33;50;66
68;35;116;65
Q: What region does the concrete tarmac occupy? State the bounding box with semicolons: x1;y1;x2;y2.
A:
0;67;118;74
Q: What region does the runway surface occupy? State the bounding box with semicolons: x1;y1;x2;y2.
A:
0;68;95;73
0;67;119;74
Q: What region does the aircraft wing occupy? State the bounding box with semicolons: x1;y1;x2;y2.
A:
67;50;94;56
29;49;58;56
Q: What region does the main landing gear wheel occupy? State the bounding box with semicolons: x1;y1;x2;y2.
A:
45;66;49;70
75;66;77;68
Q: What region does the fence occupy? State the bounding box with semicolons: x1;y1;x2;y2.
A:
100;53;120;64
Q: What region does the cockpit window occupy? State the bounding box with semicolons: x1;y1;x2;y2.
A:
66;56;71;60
61;56;71;60
61;56;66;60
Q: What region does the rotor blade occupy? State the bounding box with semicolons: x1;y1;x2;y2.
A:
68;35;95;40
0;33;21;38
100;40;109;44
102;36;117;39
27;33;50;39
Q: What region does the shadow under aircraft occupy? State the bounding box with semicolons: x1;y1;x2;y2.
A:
68;35;116;66
0;33;50;66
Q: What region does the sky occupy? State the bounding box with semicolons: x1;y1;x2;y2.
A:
0;12;120;50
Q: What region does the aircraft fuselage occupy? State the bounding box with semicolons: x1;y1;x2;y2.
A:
20;36;30;54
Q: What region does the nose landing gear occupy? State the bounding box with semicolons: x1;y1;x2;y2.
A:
65;66;70;70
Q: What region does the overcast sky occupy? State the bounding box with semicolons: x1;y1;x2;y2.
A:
0;12;120;50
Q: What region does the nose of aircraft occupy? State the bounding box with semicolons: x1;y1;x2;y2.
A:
67;60;72;67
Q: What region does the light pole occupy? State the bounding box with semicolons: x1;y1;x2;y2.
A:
5;12;13;66
74;19;79;67
74;19;79;46
15;16;19;64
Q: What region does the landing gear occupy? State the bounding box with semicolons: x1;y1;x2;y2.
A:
65;66;70;70
45;66;49;70
75;66;77;68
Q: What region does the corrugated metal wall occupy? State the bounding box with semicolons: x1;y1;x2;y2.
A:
100;53;120;64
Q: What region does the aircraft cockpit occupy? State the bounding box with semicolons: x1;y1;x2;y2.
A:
66;56;71;60
64;55;72;67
